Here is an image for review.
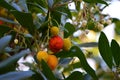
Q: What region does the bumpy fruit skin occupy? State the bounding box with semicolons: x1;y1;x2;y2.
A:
50;26;59;36
47;55;58;70
63;38;71;51
36;51;48;62
49;36;63;52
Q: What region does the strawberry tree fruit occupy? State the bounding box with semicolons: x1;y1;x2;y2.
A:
36;51;48;62
0;20;4;25
49;35;63;53
47;55;58;70
63;38;72;51
50;26;59;36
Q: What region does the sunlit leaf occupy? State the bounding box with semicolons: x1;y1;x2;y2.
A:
56;46;98;80
0;71;34;80
0;49;31;74
78;42;98;47
16;0;28;12
0;35;12;53
0;17;19;25
115;20;120;35
65;71;83;80
98;32;113;69
71;46;98;80
47;0;54;8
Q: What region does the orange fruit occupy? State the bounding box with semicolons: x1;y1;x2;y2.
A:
49;36;63;53
47;55;58;70
50;26;59;36
36;51;48;62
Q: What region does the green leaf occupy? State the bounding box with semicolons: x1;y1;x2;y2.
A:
0;49;31;74
65;71;83;80
27;2;47;13
111;40;120;66
0;71;34;80
33;0;47;8
115;21;120;35
0;35;12;53
15;0;28;12
78;42;98;47
0;0;16;10
71;46;98;80
0;26;12;37
47;0;54;8
41;60;57;80
75;1;80;11
51;10;61;25
83;0;108;5
56;46;98;80
98;32;113;69
64;22;75;38
56;50;74;58
0;17;19;25
56;6;72;19
11;11;36;35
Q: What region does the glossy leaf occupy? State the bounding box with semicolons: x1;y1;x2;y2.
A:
41;60;57;80
27;2;47;13
0;17;19;25
0;35;12;53
0;0;16;10
0;71;34;80
56;6;72;19
16;0;28;12
71;46;98;80
56;46;98;80
51;10;61;25
98;32;113;69
0;49;31;74
111;39;120;66
11;11;36;35
64;22;75;38
47;0;54;8
65;71;83;80
78;42;98;47
83;0;108;5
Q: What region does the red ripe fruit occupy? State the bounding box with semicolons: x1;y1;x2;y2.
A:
49;36;63;53
0;20;4;25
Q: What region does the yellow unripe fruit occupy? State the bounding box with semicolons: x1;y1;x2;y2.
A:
63;38;71;51
50;26;59;36
14;39;18;44
37;51;48;62
47;55;58;70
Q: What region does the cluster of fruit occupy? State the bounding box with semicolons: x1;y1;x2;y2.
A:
36;26;72;70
